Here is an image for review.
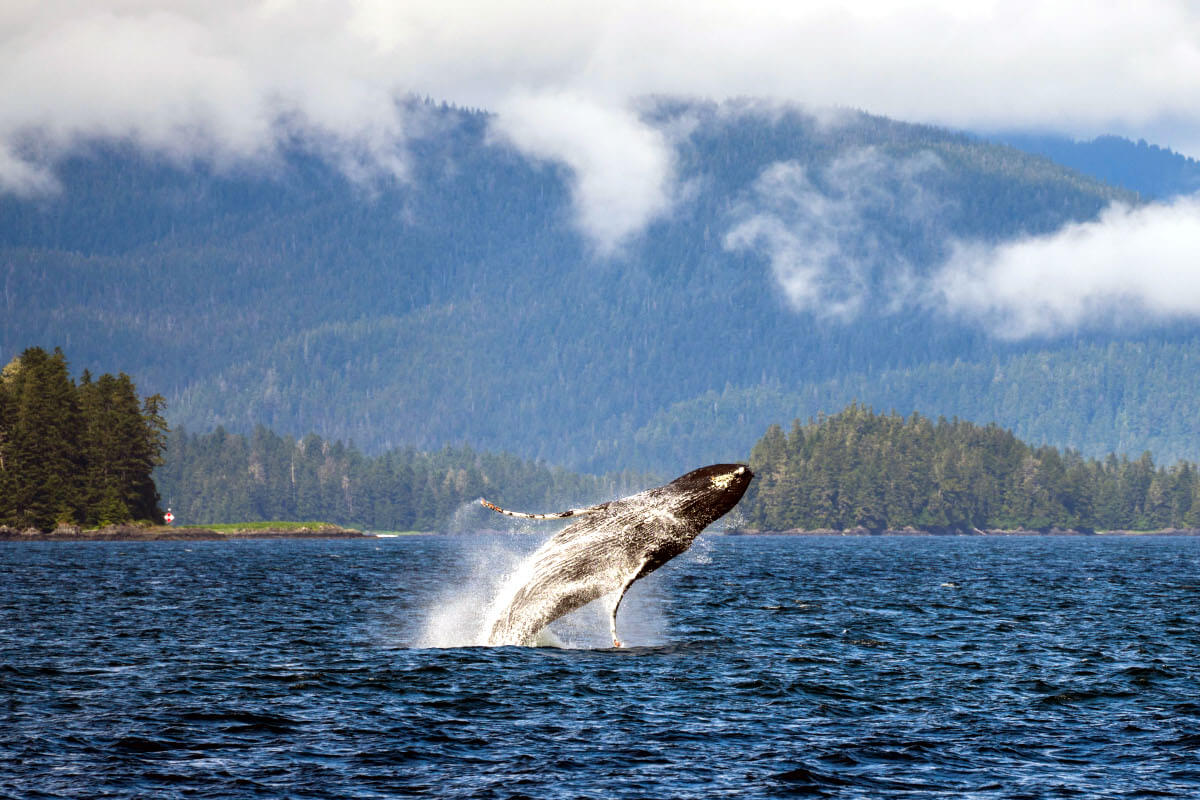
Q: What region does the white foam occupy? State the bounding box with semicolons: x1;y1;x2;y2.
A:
411;528;671;649
412;534;534;648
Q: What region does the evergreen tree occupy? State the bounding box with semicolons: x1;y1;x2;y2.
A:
745;404;1200;532
1;348;82;529
0;348;167;530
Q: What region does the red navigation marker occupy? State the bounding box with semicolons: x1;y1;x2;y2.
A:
164;511;175;525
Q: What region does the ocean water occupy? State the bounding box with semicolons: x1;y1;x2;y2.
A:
3;534;1200;799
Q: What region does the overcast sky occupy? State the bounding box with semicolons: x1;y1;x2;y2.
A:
4;0;1200;336
4;0;1199;184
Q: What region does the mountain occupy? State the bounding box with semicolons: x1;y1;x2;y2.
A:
4;98;1196;474
989;132;1200;200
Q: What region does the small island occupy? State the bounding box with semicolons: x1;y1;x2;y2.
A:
0;521;371;541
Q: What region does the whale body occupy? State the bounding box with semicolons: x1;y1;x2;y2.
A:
481;463;753;647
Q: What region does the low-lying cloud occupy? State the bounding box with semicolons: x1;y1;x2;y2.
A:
4;0;1200;253
491;92;675;255
725;149;1200;339
724;149;946;319
934;197;1200;338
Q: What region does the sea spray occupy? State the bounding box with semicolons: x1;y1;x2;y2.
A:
481;465;753;647
412;508;672;648
412;499;592;647
412;530;540;648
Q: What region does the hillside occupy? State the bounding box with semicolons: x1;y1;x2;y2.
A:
6;98;1196;474
743;404;1200;532
989;133;1200;200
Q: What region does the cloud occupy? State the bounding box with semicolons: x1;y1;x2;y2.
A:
725;149;1200;340
4;0;1200;245
724;149;946;318
933;196;1200;338
490;92;675;255
0;1;412;190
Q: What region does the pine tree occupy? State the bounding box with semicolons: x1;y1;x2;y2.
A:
742;404;1200;532
2;348;82;529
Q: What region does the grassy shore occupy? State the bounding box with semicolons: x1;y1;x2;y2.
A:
200;521;351;533
0;521;370;541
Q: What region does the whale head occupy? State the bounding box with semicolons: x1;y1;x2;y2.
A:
667;463;754;525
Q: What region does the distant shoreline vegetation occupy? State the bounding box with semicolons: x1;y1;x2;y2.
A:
743;404;1200;533
162;405;1200;535
154;426;650;532
0;520;368;541
7;345;1200;536
0;347;166;531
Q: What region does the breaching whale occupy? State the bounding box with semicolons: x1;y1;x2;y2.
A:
481;463;753;647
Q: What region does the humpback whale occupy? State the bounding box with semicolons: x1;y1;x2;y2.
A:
481;463;753;647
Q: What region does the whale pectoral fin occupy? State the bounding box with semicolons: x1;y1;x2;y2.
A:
609;562;647;648
480;499;608;520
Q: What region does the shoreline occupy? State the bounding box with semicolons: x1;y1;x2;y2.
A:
0;523;371;541
726;526;1200;536
8;525;1198;541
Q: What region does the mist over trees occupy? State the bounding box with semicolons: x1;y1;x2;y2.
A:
0;347;166;530
744;405;1200;532
9;100;1195;475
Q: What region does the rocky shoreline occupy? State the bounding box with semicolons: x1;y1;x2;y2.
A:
728;526;1200;536
0;523;371;541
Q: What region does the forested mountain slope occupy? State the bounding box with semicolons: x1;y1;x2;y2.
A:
5;99;1194;474
990;133;1200;199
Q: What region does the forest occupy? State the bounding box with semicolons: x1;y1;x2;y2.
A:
8;345;1200;535
0;347;167;530
0;346;646;532
153;426;648;531
743;404;1200;532
10;99;1195;475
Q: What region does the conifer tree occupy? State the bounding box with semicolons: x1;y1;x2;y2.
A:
2;348;82;529
0;348;167;530
745;405;1200;532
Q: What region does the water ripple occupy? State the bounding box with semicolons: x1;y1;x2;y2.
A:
3;536;1200;798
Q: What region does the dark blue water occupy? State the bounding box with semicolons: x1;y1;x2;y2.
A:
3;535;1200;799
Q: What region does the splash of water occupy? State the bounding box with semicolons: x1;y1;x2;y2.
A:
412;524;670;649
412;532;534;648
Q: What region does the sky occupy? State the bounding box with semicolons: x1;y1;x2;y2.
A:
4;0;1199;184
3;0;1200;335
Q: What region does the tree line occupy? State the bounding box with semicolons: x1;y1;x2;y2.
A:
0;346;648;533
743;404;1200;532
153;425;650;531
0;347;167;530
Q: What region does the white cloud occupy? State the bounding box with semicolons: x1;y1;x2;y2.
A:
724;149;945;318
4;0;1200;243
0;2;411;186
933;197;1200;338
491;92;675;255
726;150;1200;340
0;144;57;196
